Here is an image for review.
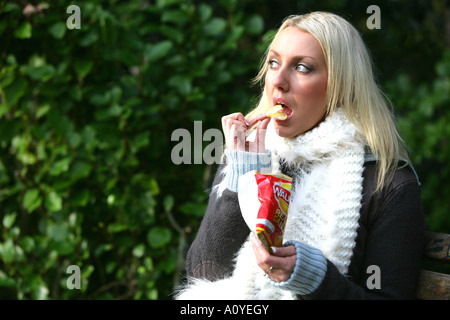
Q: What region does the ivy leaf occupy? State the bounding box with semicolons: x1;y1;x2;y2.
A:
204;18;226;36
145;41;173;62
45;191;62;212
3;212;16;229
179;201;207;217
168;75;191;95
0;239;15;263
132;244;146;258
74;59;93;78
48;223;68;242
163;195;174;212
49;22;66;39
3;77;27;106
147;227;171;248
245;15;264;35
49;157;72;176
14;22;32;39
23;188;42;213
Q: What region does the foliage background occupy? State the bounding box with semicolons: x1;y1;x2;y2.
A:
0;0;448;300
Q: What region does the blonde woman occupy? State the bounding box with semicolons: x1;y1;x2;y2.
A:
176;12;424;299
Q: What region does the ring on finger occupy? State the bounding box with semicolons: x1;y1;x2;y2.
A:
265;266;274;275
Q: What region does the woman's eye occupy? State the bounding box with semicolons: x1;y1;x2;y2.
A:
268;60;279;69
296;64;311;73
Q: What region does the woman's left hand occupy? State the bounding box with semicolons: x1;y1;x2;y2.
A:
250;233;297;282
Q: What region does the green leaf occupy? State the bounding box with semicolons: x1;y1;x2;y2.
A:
48;109;73;137
163;195;174;212
19;236;35;253
49;157;72;176
45;191;62;212
35;284;49;300
70;160;93;181
49;22;66;39
198;4;212;22
132;131;150;147
147;227;171;248
30;65;56;82
74;59;93;78
0;120;20;143
132;244;145;258
107;222;127;233
204;18;226;36
145;41;173;62
168;75;191;95
0;239;15;263
48;223;68;241
179;201;206;217
3;77;27;106
23;188;42;213
245;15;264;35
161;10;189;25
3;212;16;229
79;30;98;47
14;22;32;39
72;189;90;207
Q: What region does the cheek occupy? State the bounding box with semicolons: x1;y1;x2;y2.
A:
302;77;327;104
264;74;273;94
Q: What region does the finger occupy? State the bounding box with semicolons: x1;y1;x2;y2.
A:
250;233;279;266
250;234;295;269
223;119;249;139
254;118;271;152
247;114;268;128
223;118;247;143
222;113;248;130
250;232;268;255
257;117;271;131
229;124;246;150
250;234;297;283
270;245;296;258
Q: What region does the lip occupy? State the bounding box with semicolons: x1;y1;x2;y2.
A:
272;97;293;120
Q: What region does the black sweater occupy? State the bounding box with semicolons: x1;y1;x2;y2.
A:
185;160;425;299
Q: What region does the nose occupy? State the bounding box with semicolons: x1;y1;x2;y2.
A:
270;67;290;92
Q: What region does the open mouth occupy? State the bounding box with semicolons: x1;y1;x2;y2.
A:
274;102;293;119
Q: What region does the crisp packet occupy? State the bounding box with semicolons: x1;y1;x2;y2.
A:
238;170;292;254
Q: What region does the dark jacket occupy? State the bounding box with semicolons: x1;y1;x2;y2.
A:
185;159;425;299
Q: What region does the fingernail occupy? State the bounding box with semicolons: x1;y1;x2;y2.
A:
244;119;250;126
271;246;277;254
250;233;261;245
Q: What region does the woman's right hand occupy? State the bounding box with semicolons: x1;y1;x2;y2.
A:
221;113;271;153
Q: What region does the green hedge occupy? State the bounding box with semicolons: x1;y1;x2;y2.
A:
0;0;267;299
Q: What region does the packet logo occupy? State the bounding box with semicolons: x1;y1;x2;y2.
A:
273;182;290;214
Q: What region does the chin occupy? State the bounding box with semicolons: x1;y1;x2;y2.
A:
274;125;296;139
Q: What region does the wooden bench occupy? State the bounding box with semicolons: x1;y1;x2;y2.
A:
415;231;450;300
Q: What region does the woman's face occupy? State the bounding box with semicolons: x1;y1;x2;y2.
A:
265;26;328;138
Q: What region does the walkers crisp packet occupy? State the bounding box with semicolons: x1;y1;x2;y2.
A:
238;170;292;254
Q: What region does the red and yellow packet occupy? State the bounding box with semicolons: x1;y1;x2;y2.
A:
254;172;292;254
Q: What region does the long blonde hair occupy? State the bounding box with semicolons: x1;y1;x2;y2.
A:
248;12;409;191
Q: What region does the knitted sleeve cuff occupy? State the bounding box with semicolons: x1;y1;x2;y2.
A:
266;240;327;296
223;149;272;192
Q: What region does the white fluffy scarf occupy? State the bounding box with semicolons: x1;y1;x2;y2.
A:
176;108;366;300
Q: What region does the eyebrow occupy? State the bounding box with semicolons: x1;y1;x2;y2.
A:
269;49;316;61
